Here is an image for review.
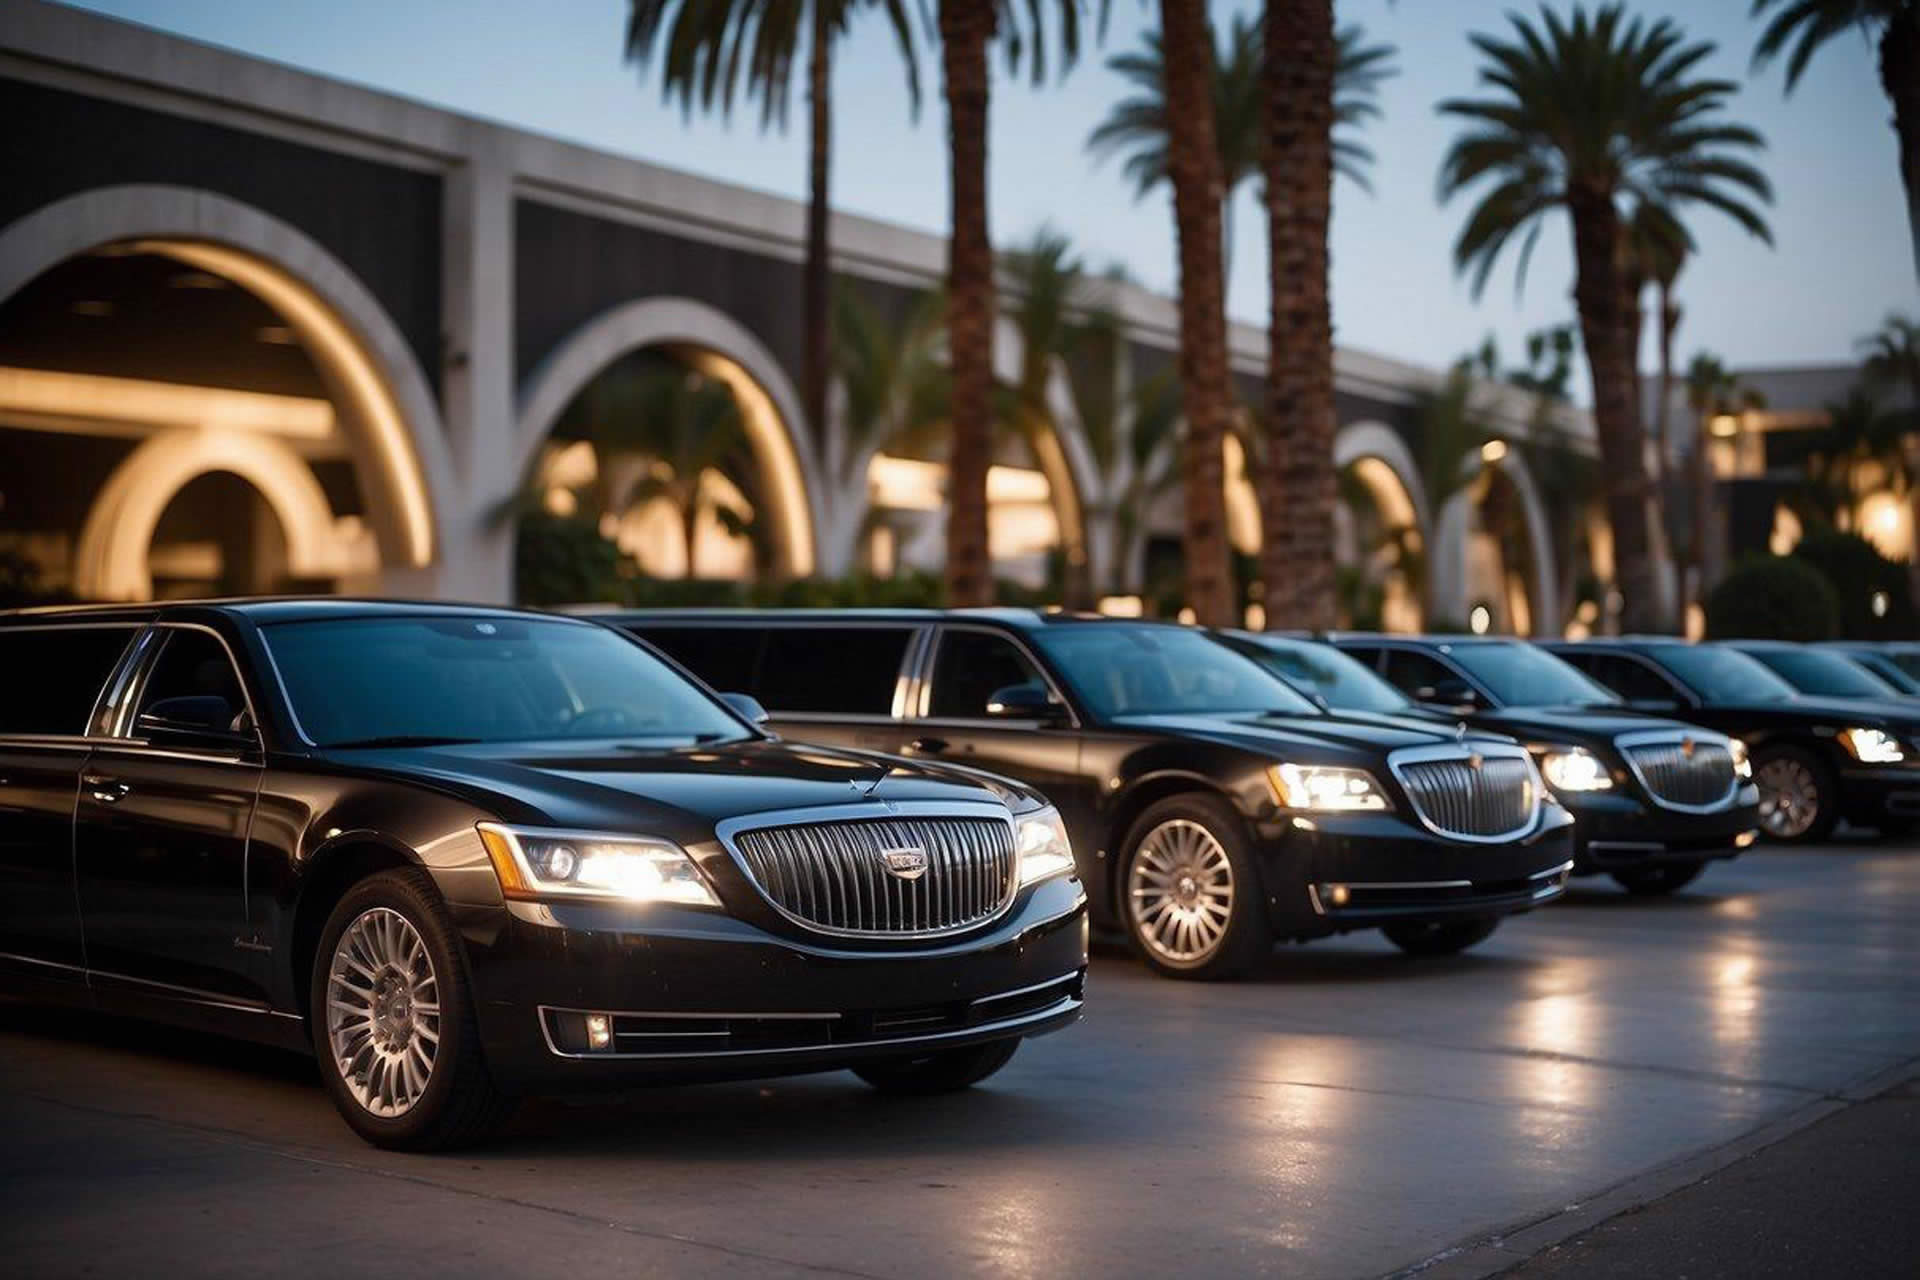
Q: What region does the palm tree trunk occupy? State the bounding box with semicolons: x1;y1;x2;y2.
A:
803;0;833;488
1689;404;1713;618
1884;11;1920;286
939;0;995;607
1570;187;1660;634
1657;282;1682;620
1259;0;1338;632
680;486;700;581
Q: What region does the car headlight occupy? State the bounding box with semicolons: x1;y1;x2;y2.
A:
477;824;720;906
1269;763;1391;812
1840;727;1906;764
1015;806;1076;886
1729;737;1753;780
1536;747;1614;793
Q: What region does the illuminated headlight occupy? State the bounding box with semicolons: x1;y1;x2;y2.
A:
1015;806;1076;886
1269;763;1391;812
1840;727;1905;764
1729;737;1753;780
477;824;720;906
1537;747;1614;793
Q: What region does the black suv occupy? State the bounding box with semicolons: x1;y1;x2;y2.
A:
609;609;1576;979
1285;634;1760;895
1544;637;1920;842
0;601;1086;1149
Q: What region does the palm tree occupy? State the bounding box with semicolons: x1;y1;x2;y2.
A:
1751;1;1920;282
1682;353;1766;611
1857;312;1920;598
624;1;922;492
1439;5;1772;633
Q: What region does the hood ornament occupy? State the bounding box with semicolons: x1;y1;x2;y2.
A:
1455;721;1469;746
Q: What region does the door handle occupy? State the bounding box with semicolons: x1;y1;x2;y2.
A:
83;773;130;803
908;737;950;755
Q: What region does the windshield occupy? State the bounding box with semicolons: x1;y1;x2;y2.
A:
1445;642;1620;707
264;616;752;748
1030;624;1319;719
1746;648;1901;699
1648;644;1798;704
1852;652;1920;694
1239;637;1410;714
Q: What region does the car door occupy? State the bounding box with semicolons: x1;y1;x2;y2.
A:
906;625;1098;859
752;623;924;755
0;621;144;974
74;622;267;1004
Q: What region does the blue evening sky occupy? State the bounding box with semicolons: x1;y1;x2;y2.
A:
65;0;1914;383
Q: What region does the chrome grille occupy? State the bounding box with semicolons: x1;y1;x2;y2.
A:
1394;753;1538;840
1622;738;1736;809
731;817;1016;937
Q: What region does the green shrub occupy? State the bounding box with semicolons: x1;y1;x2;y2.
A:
1704;555;1840;641
513;513;633;607
1790;530;1916;640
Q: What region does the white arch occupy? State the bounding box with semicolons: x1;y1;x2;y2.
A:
1334;420;1433;542
992;315;1101;584
0;185;452;573
74;428;347;600
515;297;820;577
1433;449;1559;636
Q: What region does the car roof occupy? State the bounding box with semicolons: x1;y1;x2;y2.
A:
1322;632;1532;646
0;597;598;629
597;606;1195;633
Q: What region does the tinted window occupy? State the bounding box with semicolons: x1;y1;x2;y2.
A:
1851;652;1920;694
1241;638;1409;713
1744;648;1900;699
1029;624;1318;718
1380;649;1461;699
1888;648;1920;682
1648;645;1798;704
263;617;750;747
928;629;1049;718
0;626;136;735
138;629;249;728
757;627;913;715
1584;654;1679;703
1444;643;1620;707
635;626;765;694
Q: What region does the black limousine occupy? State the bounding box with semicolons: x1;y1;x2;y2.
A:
0;601;1087;1149
607;609;1577;979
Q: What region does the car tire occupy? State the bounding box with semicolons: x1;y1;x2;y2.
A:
1381;918;1500;956
1119;793;1271;981
309;868;511;1150
1751;744;1839;844
1610;860;1706;895
853;1038;1020;1094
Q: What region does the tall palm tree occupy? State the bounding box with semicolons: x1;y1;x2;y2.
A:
1439;5;1772;633
1857;312;1920;598
935;0;1101;606
1751;1;1920;282
625;1;922;491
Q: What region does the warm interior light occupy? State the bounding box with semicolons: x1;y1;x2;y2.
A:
1709;414;1739;438
1481;439;1508;463
681;347;815;575
1469;604;1493;635
0;366;334;438
1097;595;1144;618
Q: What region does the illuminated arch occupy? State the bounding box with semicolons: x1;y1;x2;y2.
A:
991;316;1100;583
515;298;820;578
0;185;451;573
1433;449;1559;635
1334;421;1432;542
74;428;348;600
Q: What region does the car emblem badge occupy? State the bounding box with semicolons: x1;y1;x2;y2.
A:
1468;753;1484;772
1682;736;1696;758
879;847;929;881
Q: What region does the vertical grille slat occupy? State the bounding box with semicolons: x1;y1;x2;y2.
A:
1622;739;1736;809
1396;753;1537;840
733;817;1017;937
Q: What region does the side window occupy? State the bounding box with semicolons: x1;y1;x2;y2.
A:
633;627;764;694
136;630;249;730
0;626;138;736
1381;649;1461;698
1592;655;1677;702
757;627;913;715
927;630;1048;719
1338;646;1385;674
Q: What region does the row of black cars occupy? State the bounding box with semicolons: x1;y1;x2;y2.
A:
1;598;1910;1150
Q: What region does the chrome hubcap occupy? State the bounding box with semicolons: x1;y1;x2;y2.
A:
1755;759;1819;839
1128;819;1234;966
326;907;440;1118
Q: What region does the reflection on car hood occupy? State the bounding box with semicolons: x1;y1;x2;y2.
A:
1110;710;1517;759
1462;705;1712;743
319;737;1031;831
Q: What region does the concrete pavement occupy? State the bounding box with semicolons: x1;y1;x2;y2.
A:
2;841;1916;1278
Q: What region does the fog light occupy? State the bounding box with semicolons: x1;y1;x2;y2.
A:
585;1013;612;1051
1735;829;1759;849
1324;883;1350;907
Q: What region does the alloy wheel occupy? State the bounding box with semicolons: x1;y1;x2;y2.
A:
1755;757;1820;839
1128;818;1235;966
326;906;441;1117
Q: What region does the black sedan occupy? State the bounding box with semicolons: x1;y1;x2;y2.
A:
1726;640;1915;703
1239;633;1760;895
1819;642;1920;697
611;609;1577;979
1544;638;1920;842
0;601;1086;1149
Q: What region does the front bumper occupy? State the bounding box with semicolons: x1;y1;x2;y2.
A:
1251;805;1577;940
1838;767;1920;824
1554;784;1762;871
457;876;1089;1091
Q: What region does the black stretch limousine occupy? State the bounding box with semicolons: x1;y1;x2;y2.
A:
609;609;1577;979
0;601;1087;1149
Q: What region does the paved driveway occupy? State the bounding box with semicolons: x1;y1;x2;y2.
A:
3;841;1916;1279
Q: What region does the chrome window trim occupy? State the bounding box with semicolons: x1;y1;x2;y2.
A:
915;623;1083;728
1613;728;1742;813
713;798;1021;941
111;621;263;749
1385;741;1543;844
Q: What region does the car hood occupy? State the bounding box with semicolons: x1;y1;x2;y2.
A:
320;736;1033;832
1464;704;1711;745
1706;696;1920;734
1108;710;1517;762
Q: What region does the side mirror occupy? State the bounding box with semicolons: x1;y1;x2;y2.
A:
985;683;1067;723
718;691;771;725
136;696;254;747
1417;679;1481;710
